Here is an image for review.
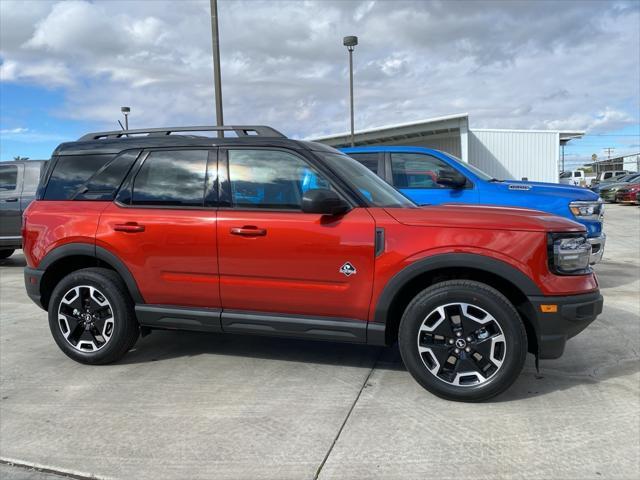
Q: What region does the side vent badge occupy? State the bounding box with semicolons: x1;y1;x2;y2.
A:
339;262;357;277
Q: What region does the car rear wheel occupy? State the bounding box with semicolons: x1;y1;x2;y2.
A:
0;249;15;259
398;280;527;402
48;268;139;364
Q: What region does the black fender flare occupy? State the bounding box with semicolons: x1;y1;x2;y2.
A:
373;253;542;325
38;242;145;304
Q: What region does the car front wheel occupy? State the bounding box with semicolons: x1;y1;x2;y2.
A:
48;268;139;364
398;280;527;402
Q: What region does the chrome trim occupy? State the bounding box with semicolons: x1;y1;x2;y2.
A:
587;233;606;264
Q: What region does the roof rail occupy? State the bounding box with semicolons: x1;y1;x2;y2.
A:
78;125;286;141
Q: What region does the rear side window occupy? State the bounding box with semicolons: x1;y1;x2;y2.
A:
348;153;380;174
131;150;209;207
44;155;114;200
75;151;138;201
0;165;18;191
390;153;460;189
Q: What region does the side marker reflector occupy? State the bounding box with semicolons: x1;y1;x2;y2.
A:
540;304;558;313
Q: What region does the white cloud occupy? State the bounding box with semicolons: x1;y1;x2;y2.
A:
0;0;638;138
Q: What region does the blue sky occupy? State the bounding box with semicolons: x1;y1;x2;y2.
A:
1;0;639;169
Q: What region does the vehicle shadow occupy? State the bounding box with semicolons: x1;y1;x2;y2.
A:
120;304;639;402
0;254;26;268
122;328;393;369
593;260;639;289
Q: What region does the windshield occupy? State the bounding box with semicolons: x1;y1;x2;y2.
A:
559;171;572;179
316;152;416;208
443;153;497;181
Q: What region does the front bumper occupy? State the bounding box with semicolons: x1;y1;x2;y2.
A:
587;233;606;264
526;290;603;359
24;267;45;310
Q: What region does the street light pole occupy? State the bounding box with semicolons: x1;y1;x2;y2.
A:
343;36;358;147
210;0;224;137
120;106;130;131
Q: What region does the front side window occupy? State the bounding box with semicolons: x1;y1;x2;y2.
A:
132;150;208;207
316;152;415;208
227;149;332;209
391;153;462;189
0;165;18;191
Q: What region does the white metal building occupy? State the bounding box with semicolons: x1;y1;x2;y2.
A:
312;113;584;183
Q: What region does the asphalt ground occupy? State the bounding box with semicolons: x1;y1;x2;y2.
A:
1;203;638;480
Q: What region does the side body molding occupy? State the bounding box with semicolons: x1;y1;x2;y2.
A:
373;253;543;325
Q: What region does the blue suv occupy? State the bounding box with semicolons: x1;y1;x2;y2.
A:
342;146;605;264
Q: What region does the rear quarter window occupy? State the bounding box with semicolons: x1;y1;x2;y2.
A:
43;154;116;200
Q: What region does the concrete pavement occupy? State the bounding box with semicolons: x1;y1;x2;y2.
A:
1;204;638;480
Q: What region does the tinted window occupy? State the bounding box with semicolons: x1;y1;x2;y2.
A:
228;149;332;209
0;165;18;191
391;153;461;189
44;155;114;200
317;152;416;208
349;153;380;174
132;150;208;207
22;162;44;192
76;151;139;201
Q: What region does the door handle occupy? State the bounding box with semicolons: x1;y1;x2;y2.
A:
114;222;145;233
2;198;18;202
230;226;267;237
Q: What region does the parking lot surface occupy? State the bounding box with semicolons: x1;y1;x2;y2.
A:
1;204;638;480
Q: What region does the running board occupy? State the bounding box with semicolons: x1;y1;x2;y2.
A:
134;305;384;344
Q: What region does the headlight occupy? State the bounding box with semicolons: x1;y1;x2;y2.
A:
569;200;603;221
548;233;592;275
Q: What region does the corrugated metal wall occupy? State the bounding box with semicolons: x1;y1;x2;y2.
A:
469;130;559;183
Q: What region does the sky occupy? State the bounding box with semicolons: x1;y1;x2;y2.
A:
1;0;639;170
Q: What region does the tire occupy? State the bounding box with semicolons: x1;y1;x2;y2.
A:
0;249;15;259
398;280;527;402
48;268;139;364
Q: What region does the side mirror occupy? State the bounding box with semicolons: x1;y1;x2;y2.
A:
436;169;466;189
302;189;350;216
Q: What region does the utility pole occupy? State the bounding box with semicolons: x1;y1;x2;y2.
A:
210;0;224;137
604;147;614;159
343;36;358;147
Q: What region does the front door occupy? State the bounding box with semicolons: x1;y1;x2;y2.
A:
96;149;219;308
217;147;376;320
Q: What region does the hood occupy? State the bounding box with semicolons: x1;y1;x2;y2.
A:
600;181;634;192
498;180;599;201
385;204;586;233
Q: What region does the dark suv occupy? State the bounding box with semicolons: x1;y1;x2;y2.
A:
0;159;47;258
22;126;602;401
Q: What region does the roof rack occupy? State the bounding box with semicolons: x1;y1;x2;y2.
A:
78;125;286;141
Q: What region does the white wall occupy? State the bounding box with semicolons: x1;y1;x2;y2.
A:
468;129;559;183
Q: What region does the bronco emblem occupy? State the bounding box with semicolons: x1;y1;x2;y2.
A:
339;262;357;277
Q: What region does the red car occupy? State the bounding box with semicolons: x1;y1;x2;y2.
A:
22;126;603;401
615;183;640;204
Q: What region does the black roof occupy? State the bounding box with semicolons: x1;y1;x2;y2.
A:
53;126;340;156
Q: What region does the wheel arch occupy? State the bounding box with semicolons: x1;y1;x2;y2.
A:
374;253;541;354
38;243;144;310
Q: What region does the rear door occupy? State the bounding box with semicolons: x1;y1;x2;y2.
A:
0;163;23;241
96;149;219;308
386;152;479;205
216;147;376;322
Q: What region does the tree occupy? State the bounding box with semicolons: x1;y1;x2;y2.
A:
12;156;29;161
